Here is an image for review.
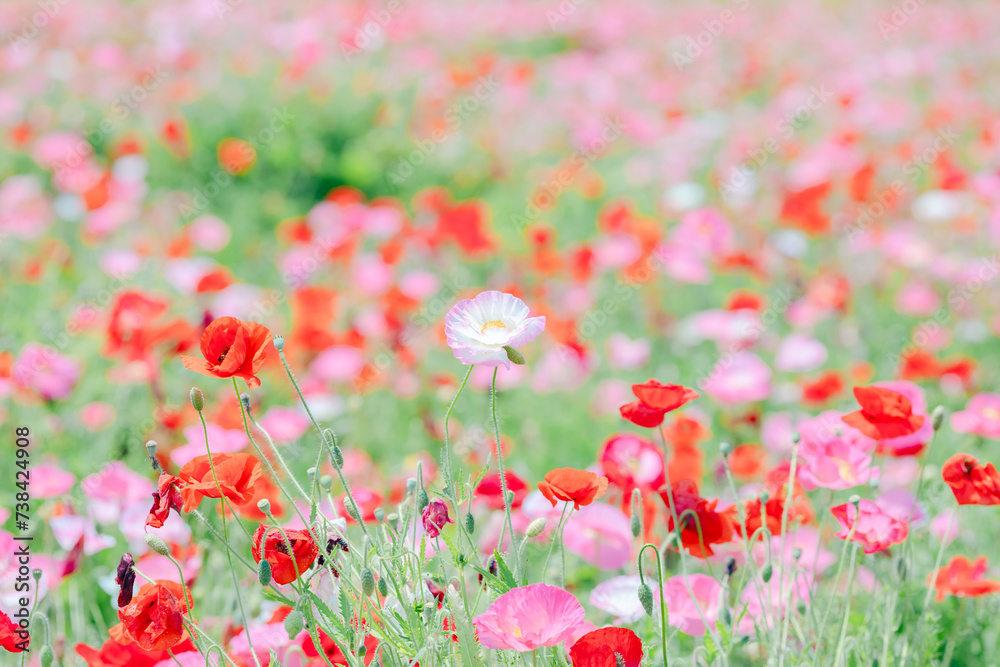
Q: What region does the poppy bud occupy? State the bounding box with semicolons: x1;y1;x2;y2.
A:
189;387;205;411
320;475;333;490
759;490;770;504
762;563;773;582
361;568;376;596
849;494;861;507
144;534;170;556
40;646;54;667
358;644;367;658
406;478;417;494
272;335;285;352
374;508;385;523
630;513;641;537
638;583;654;616
417;489;429;513
258;559;272;586
793;547;802;560
344;499;360;521
502;345;526;365
378;577;389;597
526;517;547;538
307;467;317;483
792;431;801;444
332;445;344;468
720;441;733;456
284;610;304;639
505;490;515;505
464;513;475;533
32;568;42;581
257;499;272;515
722;606;732;626
931;405;945;431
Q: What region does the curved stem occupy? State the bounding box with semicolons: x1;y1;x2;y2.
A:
540;503;571;583
638;544;669;667
490;367;519;579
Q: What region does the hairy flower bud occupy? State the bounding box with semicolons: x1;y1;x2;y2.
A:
189;387;205;411
40;646;54;667
638;583;654;616
332;445;344;469
630;513;641;538
762;563;773;583
720;441;733;456
272;335;285;352
257;498;271;515
377;577;389;597
931;405;945;431
502;345;526;365
144;534;170;556
526;517;547;538
284;610;304;639
464;513;475;533
258;559;272;586
361;568;376;597
416;489;429;513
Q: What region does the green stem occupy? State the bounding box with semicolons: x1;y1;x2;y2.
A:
443;365;475;498
540;504;571;583
831;543;860;666
911;508;957;663
490;367;519;579
639;544;669;667
777;437;801;664
813;505;861;664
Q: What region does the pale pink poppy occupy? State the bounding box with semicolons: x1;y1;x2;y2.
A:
257;406;311;443
228;623;301;667
473;583;585;651
81;461;155;524
351;253;394;295
657;243;711;284
120;503;192;554
737;571;812;635
134;549;202;591
671;208;734;258
562;502;633;570
702;352;771;404
29;462;76;498
398;269;441;300
170;423;247;467
878;457;921;490
761;412;796;456
12;343;81;400
189;215;231;252
895;280;941;316
659;574;723;636
831;499;909;554
590;575;645;623
591;379;632;416
0;175;52;239
49;514;116;555
607;333;651;370
100;249;143;279
950;393;1000;440
592;234;642;270
310;346;366;384
530;345;595;394
875;489;925;526
153;652;204;667
79;402;116;432
797;437;877;491
445;291;546;369
775;333;827;372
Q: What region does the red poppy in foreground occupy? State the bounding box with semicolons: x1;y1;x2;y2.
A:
1;610;27;653
76;636;195;667
181;316;271;388
477;471;529;510
146;473;183;528
569;626;643;667
538;468;609;509
734;466;814;540
942;454;1000;506
831;499;908;554
930;556;1000;602
116;581;192;652
303;628;379;666
841;385;925;440
660;480;735;557
620;380;699;428
176;452;263;512
252;524;319;584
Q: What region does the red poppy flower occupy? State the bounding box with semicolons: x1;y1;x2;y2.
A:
181;316;271;388
930;555;1000;602
841;385;925;440
337;488;384;524
0;610;27;653
662;414;710;448
735;466;814;540
116;581;191;652
304;628;379;667
801;372;843;406
176;453;263;512
728;445;766;480
146;474;184;528
942;454;1000;506
477;472;529;510
538;468;609;510
659;480;735;558
252;524;319;585
620;380;700;428
569;626;643;667
194;269;234;293
103;291;171;362
76;636;195;667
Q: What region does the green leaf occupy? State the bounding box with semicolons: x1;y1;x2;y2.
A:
493;550;517;589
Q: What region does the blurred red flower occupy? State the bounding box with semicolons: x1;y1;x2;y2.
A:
252;524;319;584
942;453;1000;506
76;636;195;667
477;472;529;510
842;385;925;440
181;316;271;388
569;626;644;667
176;453;263;512
620;380;699;428
538;467;609;510
659;480;735;557
930;555;1000;601
0;610;27;653
801;371;843;406
304;628;379;666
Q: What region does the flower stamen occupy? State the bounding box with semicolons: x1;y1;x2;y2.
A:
480;319;507;334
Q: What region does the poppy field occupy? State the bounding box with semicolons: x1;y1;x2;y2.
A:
4;0;1000;665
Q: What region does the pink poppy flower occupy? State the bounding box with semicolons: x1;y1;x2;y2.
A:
473;583;585;651
310;346;367;383
931;510;961;547
189;215;231;252
562;502;633;570
12;343;81;400
702;352;772;404
607;333;651;370
737;571;813;635
169;423;247;467
29;462;76;498
659;574;723;636
590;575;645;623
831;499;909;554
775;333;827;372
445;291;546;369
81;462;155;524
257;406;311;443
797;436;877;491
79;402;116;432
951;393;1000;440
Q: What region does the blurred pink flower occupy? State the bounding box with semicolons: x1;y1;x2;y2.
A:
702;352;771;404
12;343;81;400
562;502;633;570
29;462;75;498
797;437;877;491
775;333;827;372
170;423;247;467
951;393;1000;440
0;175;51;239
831;499;909;554
931;509;961;547
590;575;645;623
756;528;835;576
660;574;723;636
79;402;116;432
473;583;585;651
876;489;924;526
445;291;546;368
310;346;366;384
895;280;940;316
81;462;155;524
257;406;311;443
189;215;231;252
607;333;651;370
49;514;116;555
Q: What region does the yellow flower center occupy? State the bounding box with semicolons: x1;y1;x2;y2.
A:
984;407;1000;420
514;626;522;638
480;319;507;334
